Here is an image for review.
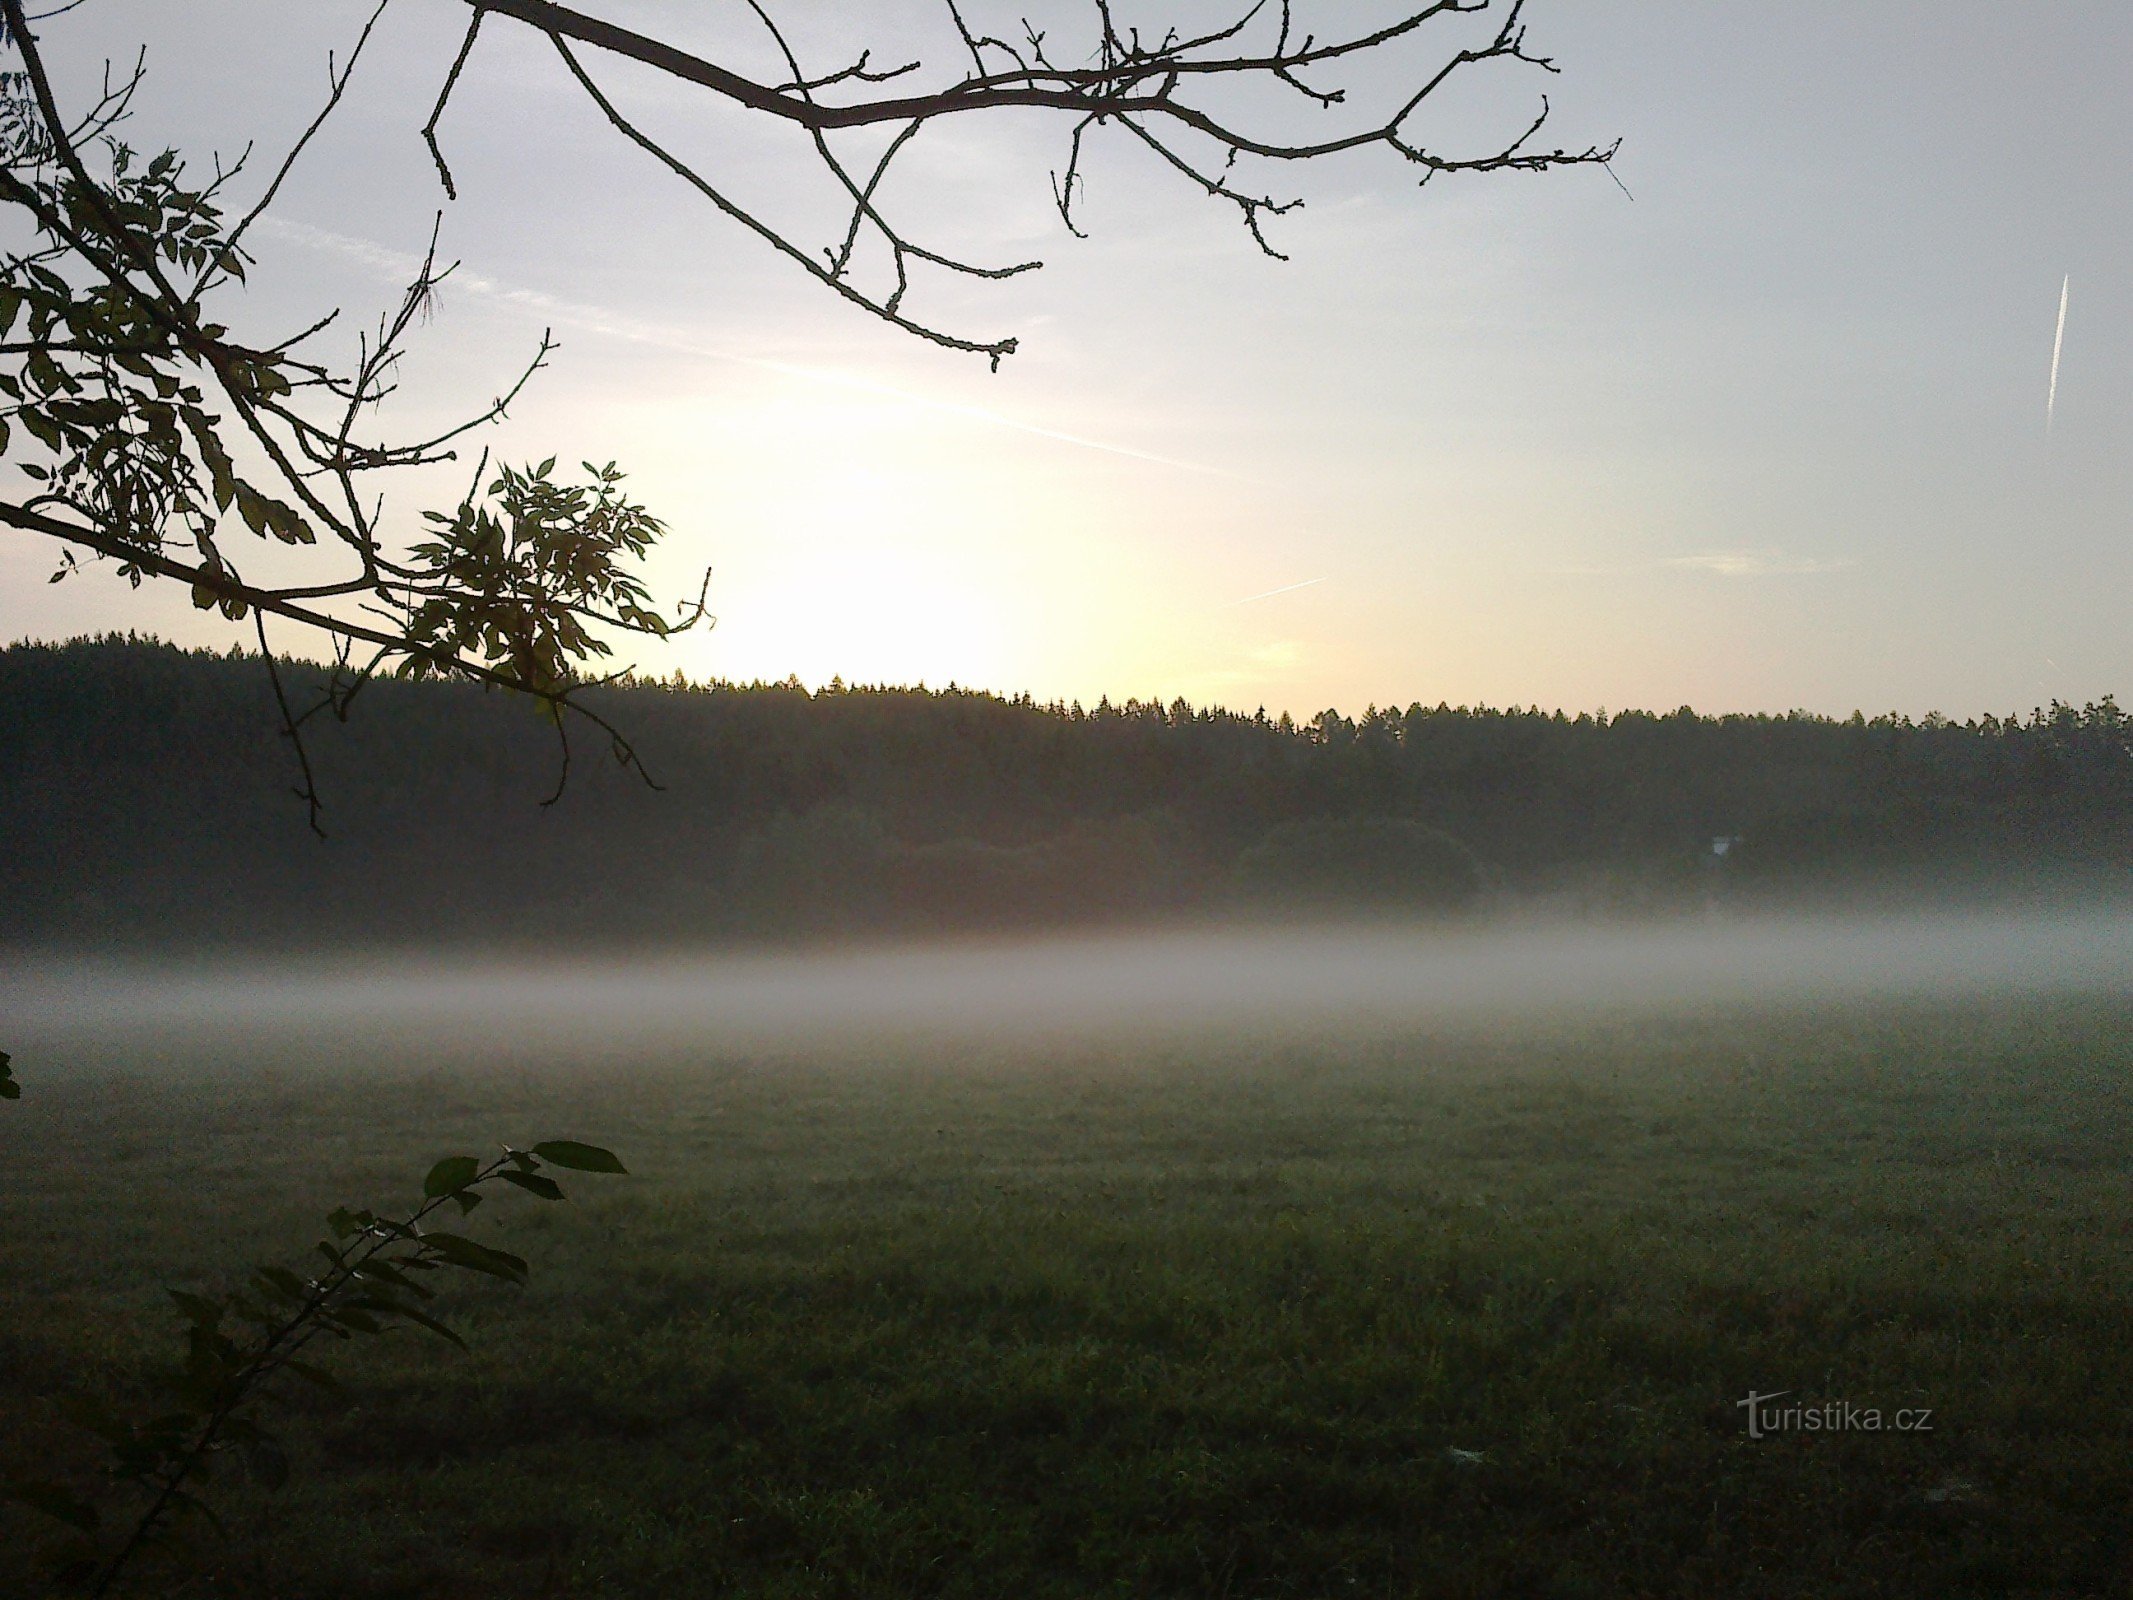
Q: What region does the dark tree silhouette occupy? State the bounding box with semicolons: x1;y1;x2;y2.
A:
1;1;1612;799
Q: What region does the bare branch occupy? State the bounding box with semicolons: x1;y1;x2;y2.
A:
442;0;1613;359
423;5;484;201
548;32;1025;367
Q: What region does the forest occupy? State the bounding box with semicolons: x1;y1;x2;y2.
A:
4;633;2131;952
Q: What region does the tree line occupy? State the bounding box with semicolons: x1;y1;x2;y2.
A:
4;634;2130;952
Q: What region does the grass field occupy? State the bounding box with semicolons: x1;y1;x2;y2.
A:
3;991;2131;1597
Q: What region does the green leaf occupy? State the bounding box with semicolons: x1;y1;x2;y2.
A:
531;1141;627;1175
418;1232;529;1284
281;1359;345;1395
178;407;236;512
500;1170;565;1201
423;1156;481;1198
253;1265;311;1305
391;1305;468;1350
352;1259;433;1299
5;1481;99;1533
168;1290;223;1328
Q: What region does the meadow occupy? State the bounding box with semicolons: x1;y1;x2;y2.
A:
3;967;2131;1597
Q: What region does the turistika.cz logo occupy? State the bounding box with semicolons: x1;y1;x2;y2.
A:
1738;1391;1934;1439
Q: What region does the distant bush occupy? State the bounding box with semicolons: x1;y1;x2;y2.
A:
732;805;1195;933
1233;816;1483;913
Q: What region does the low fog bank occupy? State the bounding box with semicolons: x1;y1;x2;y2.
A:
6;910;2132;1066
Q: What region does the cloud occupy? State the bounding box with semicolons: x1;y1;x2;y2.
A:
1226;576;1327;607
255;218;1231;478
1660;550;1857;578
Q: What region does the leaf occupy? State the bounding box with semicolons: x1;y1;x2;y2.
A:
25;346;66;395
178;407;236;511
0;1050;16;1100
423;1155;481;1198
351;1259;433;1299
418;1232;529;1285
5;1481;99;1533
500;1170;565;1201
168;1290;223;1328
531;1141;627;1175
281;1359;345;1395
391;1305;468;1350
228;481;314;545
230;481;267;535
253;1265;311;1305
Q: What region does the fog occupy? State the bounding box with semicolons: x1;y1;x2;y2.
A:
5;910;2131;1069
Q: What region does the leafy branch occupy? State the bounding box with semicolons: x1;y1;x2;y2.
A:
0;1;710;833
5;1139;628;1595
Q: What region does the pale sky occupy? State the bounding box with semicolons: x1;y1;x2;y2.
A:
2;2;2127;719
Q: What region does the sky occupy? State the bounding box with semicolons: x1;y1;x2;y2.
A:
1;1;2127;720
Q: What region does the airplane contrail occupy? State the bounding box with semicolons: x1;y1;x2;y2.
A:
2047;273;2070;434
257;218;1233;478
1227;576;1327;607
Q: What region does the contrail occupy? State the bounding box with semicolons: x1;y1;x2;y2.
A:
256;218;1233;477
2047;274;2069;434
1227;576;1327;607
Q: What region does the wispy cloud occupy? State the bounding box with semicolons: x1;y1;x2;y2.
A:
1226;576;1327;607
256;218;1232;477
1660;550;1857;578
1542;548;1857;580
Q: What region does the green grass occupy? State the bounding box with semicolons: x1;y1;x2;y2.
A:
3;996;2131;1597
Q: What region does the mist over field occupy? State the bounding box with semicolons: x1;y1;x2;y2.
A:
9;909;2131;1065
